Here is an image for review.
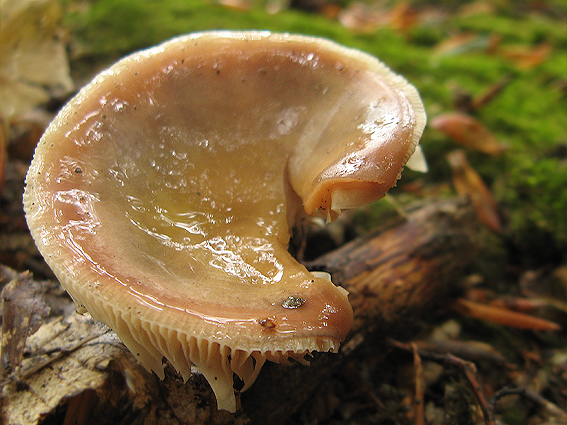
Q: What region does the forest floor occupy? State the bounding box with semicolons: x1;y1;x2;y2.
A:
1;1;566;424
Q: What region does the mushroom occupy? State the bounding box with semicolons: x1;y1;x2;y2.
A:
23;31;426;411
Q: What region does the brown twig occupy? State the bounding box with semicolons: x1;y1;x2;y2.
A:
486;386;567;422
453;354;494;425
488;386;525;404
411;342;425;425
523;389;567;422
388;339;495;425
389;340;567;424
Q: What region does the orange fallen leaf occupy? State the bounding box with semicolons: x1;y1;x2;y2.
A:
432;112;506;155
472;76;511;110
389;2;419;33
463;288;492;303
499;42;552;70
452;298;561;331
433;32;486;57
457;1;497;18
446;150;502;233
320;3;343;20
489;296;549;314
464;288;549;313
454;77;511;113
486;33;501;55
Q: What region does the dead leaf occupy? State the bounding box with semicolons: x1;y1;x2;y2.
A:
486;33;501;55
389;2;419;33
471;76;511;110
433;33;487;57
338;2;384;34
1;271;49;379
457;1;497;18
432;112;507;155
464;288;549;313
489;296;550;313
499;42;552;69
446;149;502;233
416;339;508;365
454;77;511;113
319;3;342;20
452;298;561;331
338;1;421;34
1;313;155;425
0;0;73;123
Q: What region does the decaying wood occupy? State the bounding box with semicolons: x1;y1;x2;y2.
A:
0;197;479;425
309;197;478;332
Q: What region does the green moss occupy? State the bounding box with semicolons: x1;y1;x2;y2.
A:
414;12;567;256
62;0;567;259
454;13;567;47
65;0;355;58
498;155;567;251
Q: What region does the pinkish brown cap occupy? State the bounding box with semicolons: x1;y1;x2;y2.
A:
23;31;426;411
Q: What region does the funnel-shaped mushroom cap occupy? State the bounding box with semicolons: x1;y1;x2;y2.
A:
24;31;426;411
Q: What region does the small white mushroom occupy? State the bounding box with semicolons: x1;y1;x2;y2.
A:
23;31;426;412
